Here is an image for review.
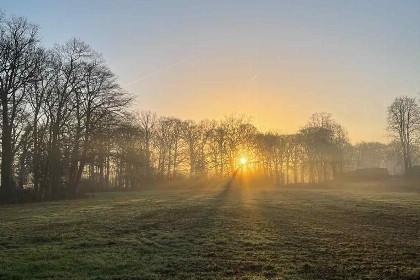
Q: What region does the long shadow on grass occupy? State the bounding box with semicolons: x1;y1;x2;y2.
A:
203;169;239;220
171;169;240;238
143;170;243;277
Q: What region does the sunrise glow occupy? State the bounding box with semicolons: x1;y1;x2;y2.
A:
1;2;419;279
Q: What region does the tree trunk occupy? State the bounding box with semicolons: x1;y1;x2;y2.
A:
300;164;305;183
0;104;15;202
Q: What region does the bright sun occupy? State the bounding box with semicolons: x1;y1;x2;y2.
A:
240;157;247;165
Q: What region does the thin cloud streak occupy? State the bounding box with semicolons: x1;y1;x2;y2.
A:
250;74;258;82
122;54;198;88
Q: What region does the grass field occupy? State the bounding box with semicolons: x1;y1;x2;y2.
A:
0;182;419;280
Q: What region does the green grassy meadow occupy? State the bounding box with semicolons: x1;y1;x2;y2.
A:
0;182;419;279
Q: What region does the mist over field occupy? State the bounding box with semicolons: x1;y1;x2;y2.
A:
0;1;419;279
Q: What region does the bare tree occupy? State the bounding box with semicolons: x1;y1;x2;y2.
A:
181;120;201;176
136;111;156;178
387;96;420;175
0;14;41;202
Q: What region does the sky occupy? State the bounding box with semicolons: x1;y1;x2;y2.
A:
1;0;419;143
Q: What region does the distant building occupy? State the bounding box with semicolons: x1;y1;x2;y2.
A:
409;165;420;178
353;168;389;180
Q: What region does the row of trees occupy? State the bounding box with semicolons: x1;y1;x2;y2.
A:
108;112;351;186
79;107;417;192
86;111;405;190
0;13;130;202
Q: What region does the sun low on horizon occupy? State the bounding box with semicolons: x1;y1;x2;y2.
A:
240;157;247;165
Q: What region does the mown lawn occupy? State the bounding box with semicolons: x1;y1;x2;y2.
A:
0;183;419;280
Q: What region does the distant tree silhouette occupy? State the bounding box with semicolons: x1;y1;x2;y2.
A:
387;96;420;175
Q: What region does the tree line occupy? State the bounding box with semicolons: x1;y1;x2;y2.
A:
102;108;417;192
0;13;129;202
1;12;419;203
